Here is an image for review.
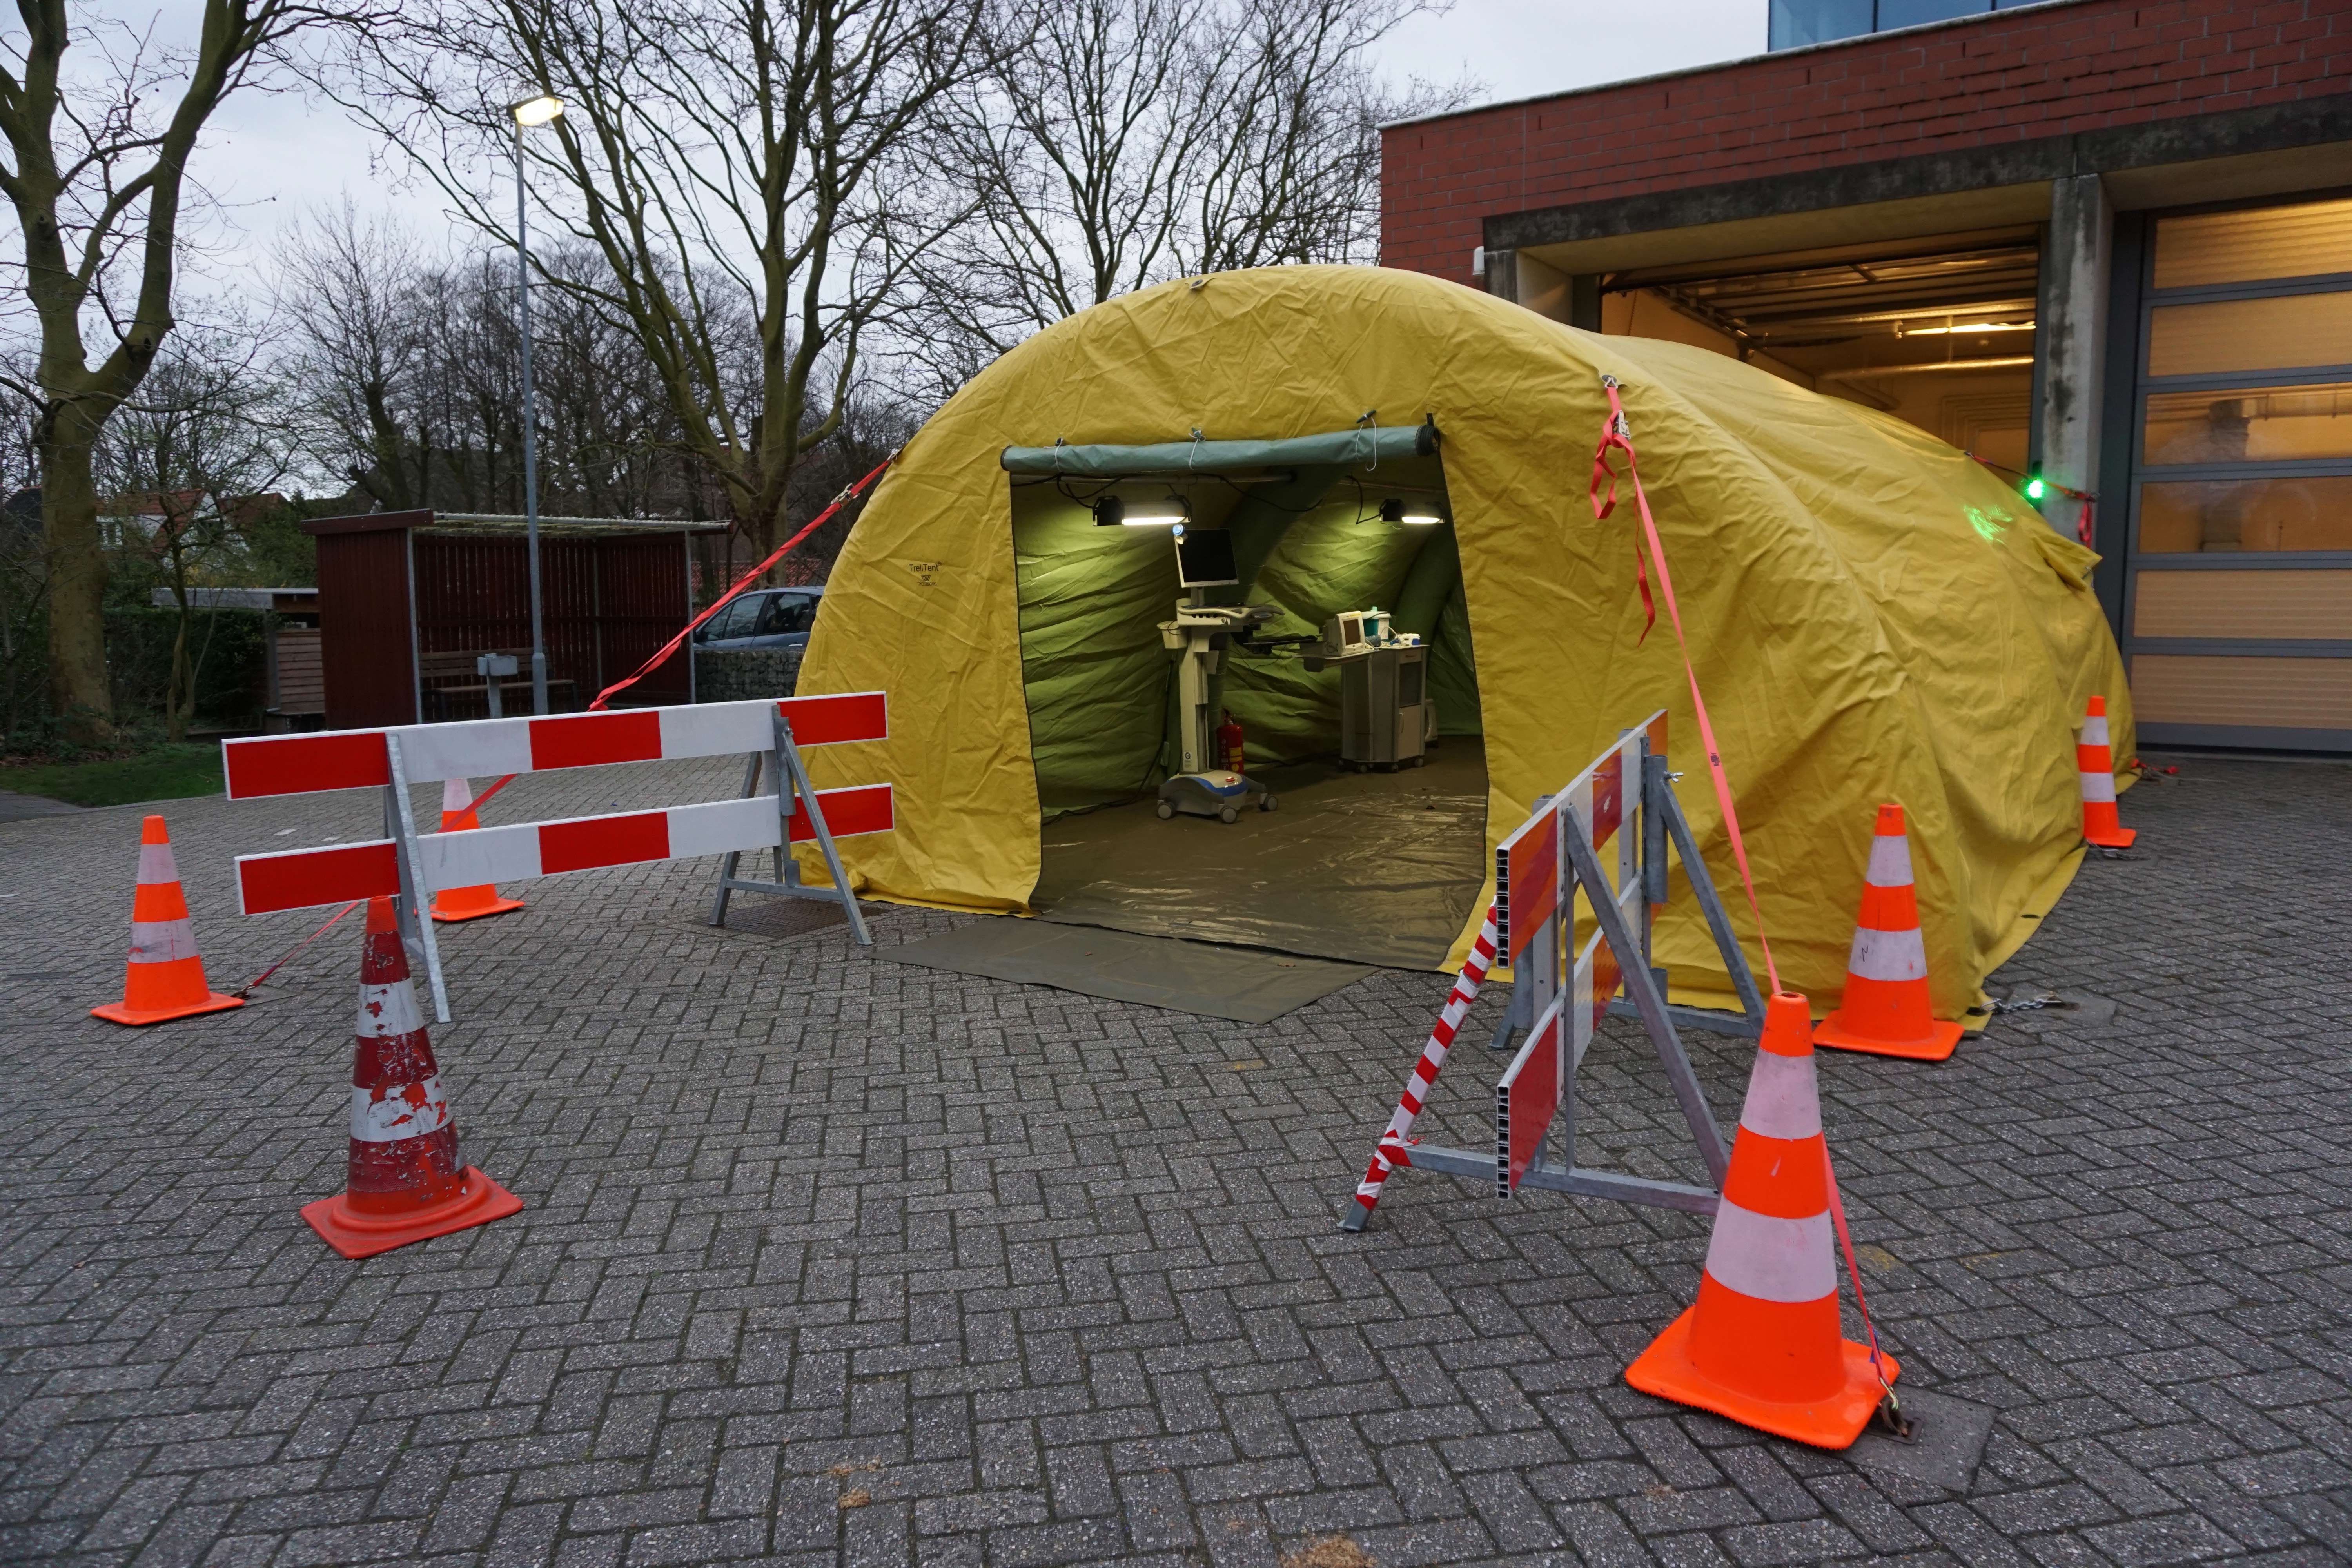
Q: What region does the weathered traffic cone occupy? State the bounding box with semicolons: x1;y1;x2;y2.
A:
91;815;245;1026
2078;697;2136;848
1626;992;1898;1449
429;778;525;923
301;896;523;1259
1813;804;1963;1062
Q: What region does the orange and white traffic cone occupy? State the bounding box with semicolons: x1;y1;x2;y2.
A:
1813;804;1963;1063
91;815;245;1026
2078;696;2136;849
301;896;523;1259
1626;992;1898;1448
429;778;525;923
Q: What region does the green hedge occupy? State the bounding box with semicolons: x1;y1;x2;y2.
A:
103;607;272;728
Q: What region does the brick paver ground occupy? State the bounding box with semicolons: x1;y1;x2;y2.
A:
2;756;2347;1567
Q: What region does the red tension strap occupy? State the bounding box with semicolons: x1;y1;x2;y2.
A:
463;455;898;821
1590;376;1781;997
590;456;897;713
1594;381;1893;1403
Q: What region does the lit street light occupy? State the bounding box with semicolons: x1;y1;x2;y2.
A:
510;92;565;714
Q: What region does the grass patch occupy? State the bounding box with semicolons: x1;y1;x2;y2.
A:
0;743;225;808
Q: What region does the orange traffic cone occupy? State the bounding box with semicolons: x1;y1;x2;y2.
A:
91;815;245;1026
1813;804;1963;1062
301;896;523;1258
430;778;526;923
2078;696;2135;849
1626;992;1898;1448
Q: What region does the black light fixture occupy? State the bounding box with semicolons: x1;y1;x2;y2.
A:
1379;497;1443;526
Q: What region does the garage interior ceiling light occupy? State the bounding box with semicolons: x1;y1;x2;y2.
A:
1895;319;2035;337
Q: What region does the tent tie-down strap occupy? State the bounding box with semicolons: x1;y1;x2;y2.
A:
1589;376;1903;1434
1588;377;1778;996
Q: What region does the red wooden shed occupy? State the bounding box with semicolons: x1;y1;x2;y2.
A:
304;509;727;730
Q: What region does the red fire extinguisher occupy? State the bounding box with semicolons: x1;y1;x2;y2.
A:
1217;710;1246;773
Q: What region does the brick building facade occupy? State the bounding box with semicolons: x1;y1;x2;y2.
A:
1382;0;2352;751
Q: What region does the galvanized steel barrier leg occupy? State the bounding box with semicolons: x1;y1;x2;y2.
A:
708;753;764;928
775;712;872;948
705;711;872;948
1487;982;1527;1053
1562;823;1730;1187
1604;755;1767;1042
381;733;451;1024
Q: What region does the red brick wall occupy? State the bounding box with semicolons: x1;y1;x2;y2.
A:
1381;0;2352;285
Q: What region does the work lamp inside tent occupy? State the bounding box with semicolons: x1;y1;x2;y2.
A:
796;265;2132;1019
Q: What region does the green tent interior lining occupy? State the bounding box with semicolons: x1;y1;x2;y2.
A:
1012;444;1491;968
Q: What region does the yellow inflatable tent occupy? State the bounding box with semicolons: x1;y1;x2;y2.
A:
798;264;2132;1019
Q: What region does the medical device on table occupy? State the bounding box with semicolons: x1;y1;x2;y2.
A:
1305;608;1432;772
1156;531;1278;822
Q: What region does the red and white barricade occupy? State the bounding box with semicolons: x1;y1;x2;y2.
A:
1343;712;1764;1230
224;694;892;1022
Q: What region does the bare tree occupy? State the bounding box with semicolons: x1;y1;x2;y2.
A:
279;201;430;510
332;0;996;562
1187;0;1448;272
282;214;735;521
0;1;381;745
0;363;45;744
900;0;1467;389
905;0;1200;373
96;321;298;740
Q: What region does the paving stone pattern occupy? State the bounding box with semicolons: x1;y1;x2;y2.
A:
2;757;2348;1567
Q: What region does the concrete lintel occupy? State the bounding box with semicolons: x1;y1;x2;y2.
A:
1487;98;2352;269
1517;187;2051;281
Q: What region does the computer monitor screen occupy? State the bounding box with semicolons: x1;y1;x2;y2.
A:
1174;530;1239;587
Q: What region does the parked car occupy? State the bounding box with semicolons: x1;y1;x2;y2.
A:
694;586;824;651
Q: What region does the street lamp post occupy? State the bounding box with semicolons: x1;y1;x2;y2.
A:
510;93;565;715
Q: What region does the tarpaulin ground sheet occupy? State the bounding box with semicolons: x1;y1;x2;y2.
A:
877;920;1369;1024
1031;745;1488;971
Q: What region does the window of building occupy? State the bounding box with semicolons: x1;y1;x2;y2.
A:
1768;0;2037;51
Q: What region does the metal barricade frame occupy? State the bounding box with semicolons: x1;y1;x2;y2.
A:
1341;711;1764;1225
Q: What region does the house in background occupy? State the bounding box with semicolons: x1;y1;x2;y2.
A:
145;586;325;732
1383;0;2352;752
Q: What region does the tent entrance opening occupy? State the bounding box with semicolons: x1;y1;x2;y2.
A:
1007;438;1486;970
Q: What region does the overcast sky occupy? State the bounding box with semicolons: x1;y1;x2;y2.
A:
180;0;1772;271
1370;0;1766;109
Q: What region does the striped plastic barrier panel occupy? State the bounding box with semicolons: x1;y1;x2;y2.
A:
222;693;887;799
1495;996;1564;1196
236;785;894;915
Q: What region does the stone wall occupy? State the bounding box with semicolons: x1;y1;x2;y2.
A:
695;645;803;703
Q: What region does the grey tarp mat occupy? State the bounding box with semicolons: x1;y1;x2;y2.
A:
879;920;1368;1024
1030;745;1489;971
